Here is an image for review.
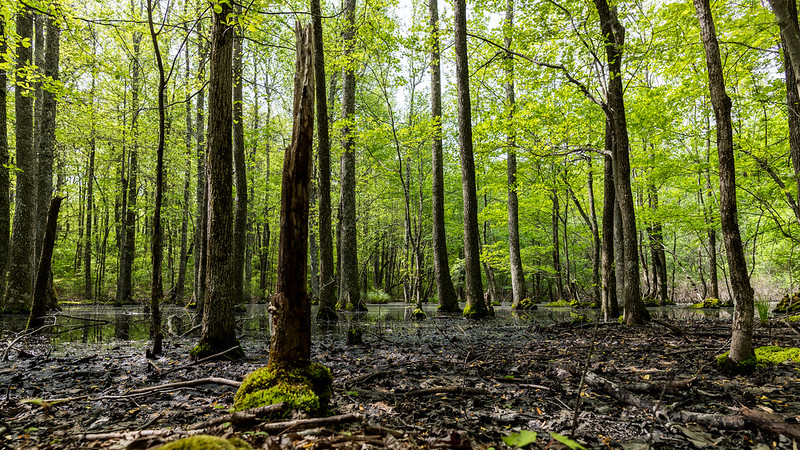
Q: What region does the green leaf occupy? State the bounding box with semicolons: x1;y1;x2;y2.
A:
502;430;538;447
550;432;586;450
212;3;222;14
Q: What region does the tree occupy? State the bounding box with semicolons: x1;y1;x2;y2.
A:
3;8;37;314
310;0;337;322
693;0;755;370
503;0;526;308
0;15;11;302
594;0;649;324
453;0;488;318
232;4;248;306
193;0;242;359
193;16;207;316
27;196;64;330
337;0;363;312
146;0;165;356
429;0;459;313
269;22;315;367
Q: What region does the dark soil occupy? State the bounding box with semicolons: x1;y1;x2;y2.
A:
1;314;799;449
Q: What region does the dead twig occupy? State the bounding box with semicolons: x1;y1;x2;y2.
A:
127;377;241;395
256;413;361;434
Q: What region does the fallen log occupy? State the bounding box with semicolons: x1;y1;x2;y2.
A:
256;413;361;434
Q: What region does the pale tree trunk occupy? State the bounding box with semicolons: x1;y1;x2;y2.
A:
594;0;648;323
172;24;191;306
429;0;459;312
338;0;363;312
193;17;207;317
117;12;141;306
147;0;165;356
504;0;526;308
194;0;242;359
232;6;248;306
551;190;564;300
4;8;37;314
601;143;619;320
586;158;601;303
704;163;720;299
694;0;755;367
0;15;9;298
311;0;338;322
775;0;800;218
454;0;487;318
270;23;315;369
33;14;45;268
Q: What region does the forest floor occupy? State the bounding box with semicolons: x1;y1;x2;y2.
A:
1;311;800;449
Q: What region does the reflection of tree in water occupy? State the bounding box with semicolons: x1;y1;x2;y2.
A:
115;313;130;340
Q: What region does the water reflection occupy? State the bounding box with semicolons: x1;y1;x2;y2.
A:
0;302;735;351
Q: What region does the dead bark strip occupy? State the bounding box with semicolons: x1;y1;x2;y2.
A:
187;402;287;430
255;413;361;434
127;377;241;394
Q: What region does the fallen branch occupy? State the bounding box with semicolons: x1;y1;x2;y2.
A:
404;386;489;397
741;406;800;440
187;402;288;430
491;377;551;390
256;413;361;434
68;428;202;442
127;377;241;395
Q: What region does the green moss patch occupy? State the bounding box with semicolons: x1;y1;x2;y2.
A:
754;346;800;365
463;302;491;319
689;298;732;309
190;341;244;361
512;298;538;311
788;314;800;323
774;292;800;313
160;435;252;450
545;299;571;307
233;363;333;415
716;352;757;375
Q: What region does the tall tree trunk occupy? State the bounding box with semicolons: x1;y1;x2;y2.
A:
776;0;800;226
601;148;619;320
147;0;165;356
551;190;564;300
311;0;338;322
117;16;141;306
232;6;247;306
0;15;9;298
694;0;755;368
33;14;45;268
270;23;315;369
594;0;648;323
504;0;526;308
454;0;487;318
172;28;191;306
194;0;242;359
704;164;720;299
587;157;601;303
429;0;460;313
39;16;59;309
27;196;63;330
85;134;95;302
337;0;363;312
4;8;37;314
193;17;207;317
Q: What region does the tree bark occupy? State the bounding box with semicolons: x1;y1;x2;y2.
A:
233;7;248;306
337;0;363;312
694;0;755;364
269;23;315;369
601;149;619;320
594;0;648;324
311;0;338;322
194;0;242;359
551;190;564;300
453;0;487;318
27;196;64;330
0;15;9;300
33;14;45;268
147;0;165;356
776;0;800;222
117;15;141;306
4;8;37;314
193;17;207;317
504;0;526;308
428;0;459;313
172;26;192;306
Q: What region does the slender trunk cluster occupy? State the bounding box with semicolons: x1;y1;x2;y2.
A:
233;7;248;306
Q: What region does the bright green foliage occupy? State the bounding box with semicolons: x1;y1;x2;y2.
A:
363;290;391;304
160;435;252;450
502;430;538;447
233;363;333;415
756;300;771;326
788;314;800;323
550;432;587;450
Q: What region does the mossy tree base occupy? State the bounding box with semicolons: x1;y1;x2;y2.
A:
716;353;757;375
716;346;800;374
160;435;252;450
437;303;462;313
689;298;732;309
190;340;244;361
512;298;537;311
463;301;492;319
233;362;333;415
